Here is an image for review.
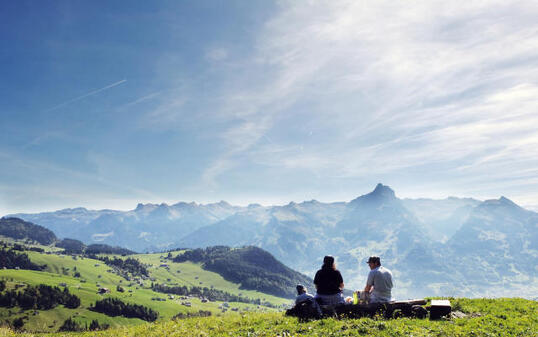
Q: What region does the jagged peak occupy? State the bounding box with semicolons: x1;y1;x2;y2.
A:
364;183;396;199
134;203;158;211
350;183;397;205
372;183;395;197
172;201;197;207
482;196;520;209
58;207;89;213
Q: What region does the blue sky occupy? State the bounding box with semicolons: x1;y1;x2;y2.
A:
1;0;538;214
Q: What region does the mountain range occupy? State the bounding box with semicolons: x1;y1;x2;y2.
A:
8;184;537;299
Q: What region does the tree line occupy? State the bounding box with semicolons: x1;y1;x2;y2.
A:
151;283;277;308
173;310;212;320
93;255;149;278
0;284;80;310
9;243;44;253
56;237;136;255
58;318;109;332
0;247;46;271
90;298;158;322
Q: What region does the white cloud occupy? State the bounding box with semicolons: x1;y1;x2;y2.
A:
211;1;538;199
133;1;538;204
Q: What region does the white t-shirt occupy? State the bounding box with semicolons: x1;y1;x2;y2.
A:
366;266;393;301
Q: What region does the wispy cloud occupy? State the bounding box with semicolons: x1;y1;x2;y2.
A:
43;79;127;113
194;0;538;202
99;1;538;205
120;92;161;109
0;150;158;213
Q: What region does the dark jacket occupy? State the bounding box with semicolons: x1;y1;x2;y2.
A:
313;267;343;295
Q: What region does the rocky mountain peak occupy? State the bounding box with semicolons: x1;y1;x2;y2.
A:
371;183;396;198
350;183;397;205
482;196;520;209
216;200;231;207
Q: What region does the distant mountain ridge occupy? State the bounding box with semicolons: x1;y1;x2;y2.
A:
7;184;538;299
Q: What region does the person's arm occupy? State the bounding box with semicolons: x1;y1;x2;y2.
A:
337;271;344;291
364;270;374;293
314;271;320;291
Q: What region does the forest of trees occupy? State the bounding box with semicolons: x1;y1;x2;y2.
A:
0;217;57;245
96;256;148;278
173;246;313;298
58;318;109;332
0;284;80;310
151;283;276;307
56;238;86;254
0;247;46;270
55;239;136;256
90;298;158;322
84;244;135;255
173;310;212;320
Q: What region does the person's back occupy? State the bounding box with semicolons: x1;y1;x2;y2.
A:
367;265;393;302
314;268;343;295
314;256;345;305
364;256;393;303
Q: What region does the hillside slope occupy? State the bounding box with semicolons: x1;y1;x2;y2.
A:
173;246;314;298
0;240;291;333
0;217;57;245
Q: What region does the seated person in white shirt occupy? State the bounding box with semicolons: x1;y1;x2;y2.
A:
363;256;393;303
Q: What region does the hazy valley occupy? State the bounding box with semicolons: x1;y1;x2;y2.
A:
9;184;538;300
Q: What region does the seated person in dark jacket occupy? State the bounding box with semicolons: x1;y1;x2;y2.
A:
313;255;345;305
295;284;322;316
295;284;315;304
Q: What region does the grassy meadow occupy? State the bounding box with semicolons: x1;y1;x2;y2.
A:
0;298;535;336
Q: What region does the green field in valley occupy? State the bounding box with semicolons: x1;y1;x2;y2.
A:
0;246;290;333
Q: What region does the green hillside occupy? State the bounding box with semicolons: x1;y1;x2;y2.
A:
0;241;290;333
0;298;536;336
0;218;56;246
173;246;314;298
3;239;536;336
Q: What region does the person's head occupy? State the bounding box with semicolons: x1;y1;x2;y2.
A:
366;256;381;270
322;255;335;270
296;284;306;295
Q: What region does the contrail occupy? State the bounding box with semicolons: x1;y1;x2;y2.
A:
43;79;127;113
